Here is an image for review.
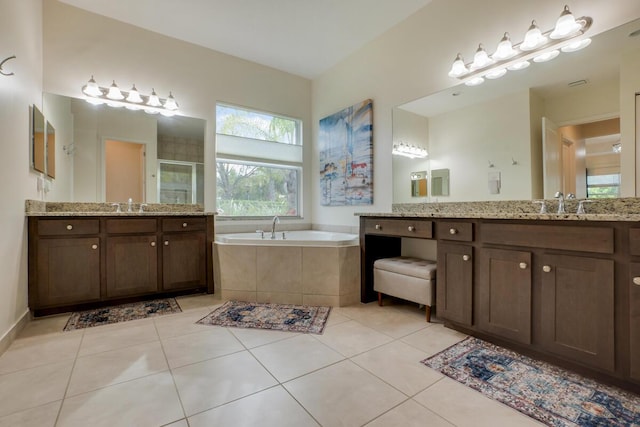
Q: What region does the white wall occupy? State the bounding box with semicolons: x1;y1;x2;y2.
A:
392;108;429;204
0;0;43;350
42;93;74;201
312;0;640;227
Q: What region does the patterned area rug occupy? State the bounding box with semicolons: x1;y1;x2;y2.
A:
196;300;331;334
422;337;640;426
63;298;182;331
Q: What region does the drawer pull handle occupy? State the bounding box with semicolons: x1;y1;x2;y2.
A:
182;222;188;228
462;254;470;261
150;241;156;247
633;277;640;286
543;265;552;273
519;262;527;269
164;241;169;246
408;226;415;232
91;244;98;250
66;224;73;230
375;224;381;230
449;228;457;235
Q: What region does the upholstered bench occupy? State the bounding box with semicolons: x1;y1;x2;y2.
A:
373;256;436;322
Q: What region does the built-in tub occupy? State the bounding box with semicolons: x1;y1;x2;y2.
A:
215;230;360;306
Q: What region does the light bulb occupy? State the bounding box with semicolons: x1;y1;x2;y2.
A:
82;75;102;97
163;92;179;111
106;81;124;100
507;60;530;71
448;53;469;78
521;21;547;51
126;84;143;103
485;68;507;79
492;33;517;61
147;88;162;107
471;44;493;70
533;50;560;63
465;76;485;86
561;38;591;53
550;5;582;39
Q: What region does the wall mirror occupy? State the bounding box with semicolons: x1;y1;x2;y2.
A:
43;93;206;204
431;168;449;197
392;17;640;203
31;105;45;174
410;171;427;197
46;121;56;179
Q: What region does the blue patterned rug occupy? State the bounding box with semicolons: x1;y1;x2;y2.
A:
64;298;182;331
196;300;331;334
422;337;640;427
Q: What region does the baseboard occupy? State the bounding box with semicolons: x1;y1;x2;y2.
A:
0;309;30;356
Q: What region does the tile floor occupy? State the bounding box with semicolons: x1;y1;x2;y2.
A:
0;294;544;427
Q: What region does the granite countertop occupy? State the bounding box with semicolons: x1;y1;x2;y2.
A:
25;200;216;217
356;198;640;222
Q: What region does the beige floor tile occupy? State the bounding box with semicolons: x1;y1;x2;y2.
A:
314;320;393;357
324;311;350;327
251;334;344;382
0;331;82;374
163;420;188;427
0;360;73;418
18;314;72;338
57;372;183;427
154;307;219;339
352;341;443;396
228;327;299;349
161;327;244;368
284;360;406;427
365;399;454;427
175;293;221;311
78;322;159;357
172;350;278;416
67;341;168;396
414;377;544;426
0;400;61;427
401;323;467;356
351;308;433;339
188;386;319;427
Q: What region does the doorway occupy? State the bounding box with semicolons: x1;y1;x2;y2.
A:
105;139;146;203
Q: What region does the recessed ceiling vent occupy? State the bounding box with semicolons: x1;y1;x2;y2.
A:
568;79;588;87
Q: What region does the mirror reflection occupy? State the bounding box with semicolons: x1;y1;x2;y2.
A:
392;18;640;203
31;105;45;174
43;93;205;204
410;171;427;197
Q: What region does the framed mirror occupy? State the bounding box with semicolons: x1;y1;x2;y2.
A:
46;121;55;179
31;105;45;174
410;171;427;197
431;168;449;196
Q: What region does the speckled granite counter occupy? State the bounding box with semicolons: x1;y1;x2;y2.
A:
357;198;640;221
25;200;215;217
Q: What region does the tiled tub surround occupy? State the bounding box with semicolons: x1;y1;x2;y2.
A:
25;200;210;216
215;233;360;306
389;197;640;221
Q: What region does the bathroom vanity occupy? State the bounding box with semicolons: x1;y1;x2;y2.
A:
359;199;640;393
26;201;215;316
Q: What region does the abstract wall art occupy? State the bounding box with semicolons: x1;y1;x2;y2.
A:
319;99;373;206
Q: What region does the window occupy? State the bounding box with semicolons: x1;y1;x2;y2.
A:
216;104;302;217
587;171;620;198
157;160;204;204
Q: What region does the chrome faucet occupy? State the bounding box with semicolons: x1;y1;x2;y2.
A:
127;198;133;213
554;191;565;214
271;215;280;239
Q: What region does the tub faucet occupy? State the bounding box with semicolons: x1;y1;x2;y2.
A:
554;191;565;214
271;215;280;239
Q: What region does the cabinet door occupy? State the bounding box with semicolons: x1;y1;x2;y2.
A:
478;248;532;344
437;242;473;326
162;232;206;290
630;263;640;381
540;254;614;372
36;237;101;306
106;235;158;298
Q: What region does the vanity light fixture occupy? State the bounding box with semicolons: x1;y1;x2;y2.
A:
81;77;179;116
447;5;592;87
392;141;428;159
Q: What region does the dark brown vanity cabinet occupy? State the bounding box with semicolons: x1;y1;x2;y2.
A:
629;262;640;381
478;248;532;345
436;243;473;327
29;215;213;316
161;218;207;290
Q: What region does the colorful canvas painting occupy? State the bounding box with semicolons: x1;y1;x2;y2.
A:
319;99;373;206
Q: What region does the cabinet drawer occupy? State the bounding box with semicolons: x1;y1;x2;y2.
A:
38;219;100;236
162;217;206;232
106;218;157;234
364;218;432;238
437;221;474;242
629;229;640;256
482;223;613;254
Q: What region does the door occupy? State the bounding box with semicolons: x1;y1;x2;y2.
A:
542;117;562;199
37;237;101;306
478;248;532;344
436;242;473;326
540;253;614;372
162;232;206;290
105;139;145;203
106;235;158;297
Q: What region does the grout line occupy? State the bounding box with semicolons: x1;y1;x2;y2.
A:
53;328;86;426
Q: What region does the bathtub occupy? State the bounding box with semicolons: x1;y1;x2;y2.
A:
216;230;358;247
215;230;360;306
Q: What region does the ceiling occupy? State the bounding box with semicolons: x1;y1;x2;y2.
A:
58;0;432;79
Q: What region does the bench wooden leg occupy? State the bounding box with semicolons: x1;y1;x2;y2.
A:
378;292;383;306
426;306;431;322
